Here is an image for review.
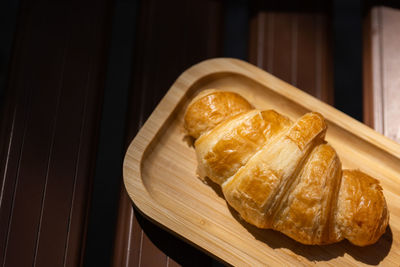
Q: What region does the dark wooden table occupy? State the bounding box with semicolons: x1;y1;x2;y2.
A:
0;0;398;266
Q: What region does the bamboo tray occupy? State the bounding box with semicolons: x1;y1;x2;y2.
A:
123;58;400;266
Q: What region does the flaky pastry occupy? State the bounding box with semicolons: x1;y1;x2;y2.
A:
184;90;389;246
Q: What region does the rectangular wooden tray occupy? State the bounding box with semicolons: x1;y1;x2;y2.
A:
123;58;400;266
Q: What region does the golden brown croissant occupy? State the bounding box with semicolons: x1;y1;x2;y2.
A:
184;89;389;246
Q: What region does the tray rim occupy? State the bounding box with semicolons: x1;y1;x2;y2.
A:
123;58;400;266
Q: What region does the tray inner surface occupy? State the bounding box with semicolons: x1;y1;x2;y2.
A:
139;72;398;265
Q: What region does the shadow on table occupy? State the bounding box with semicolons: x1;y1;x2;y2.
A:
134;208;226;267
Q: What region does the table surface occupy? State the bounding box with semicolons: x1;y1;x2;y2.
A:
0;1;399;267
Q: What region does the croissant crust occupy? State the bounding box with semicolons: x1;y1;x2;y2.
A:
184;90;389;246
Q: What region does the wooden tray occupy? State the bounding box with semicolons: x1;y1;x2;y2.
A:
123;58;400;266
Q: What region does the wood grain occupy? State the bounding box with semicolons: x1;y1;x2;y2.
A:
124;58;400;266
363;6;400;143
249;3;333;104
0;0;112;266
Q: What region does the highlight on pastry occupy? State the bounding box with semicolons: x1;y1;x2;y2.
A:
184;89;389;246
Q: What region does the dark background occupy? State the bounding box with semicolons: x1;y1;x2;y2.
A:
0;0;394;266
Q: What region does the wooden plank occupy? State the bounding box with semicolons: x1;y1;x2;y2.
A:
112;0;222;266
0;0;112;266
363;6;400;143
249;2;333;104
124;58;399;266
363;7;374;129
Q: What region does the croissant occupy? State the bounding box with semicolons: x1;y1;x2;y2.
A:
184;89;389;246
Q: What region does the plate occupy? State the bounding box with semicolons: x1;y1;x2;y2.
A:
123;58;400;266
